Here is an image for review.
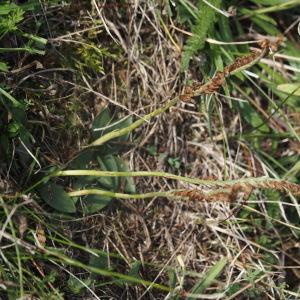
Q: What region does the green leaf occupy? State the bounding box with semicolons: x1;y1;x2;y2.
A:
167;157;181;170
251;16;279;35
115;157;136;193
0;61;9;72
0;87;24;108
38;182;76;213
92;108;112;140
284;159;300;179
96;156;114;189
128;261;142;280
92;108;132;151
7;121;20;137
277;83;300;96
89;253;111;279
147;145;157;156
239;102;269;132
0;6;24;35
21;32;47;46
69;150;95;169
67;276;91;295
102;155;119;190
113;261;142;288
168;269;177;290
181;0;221;70
109;115;133;142
187;257;227;299
81;194;112;214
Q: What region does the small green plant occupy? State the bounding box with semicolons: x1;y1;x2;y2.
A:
0;2;47;171
0;6;24;38
167;156;181;169
1;1;300;299
147;145;157;156
38;107;136;214
181;0;221;70
75;42;116;74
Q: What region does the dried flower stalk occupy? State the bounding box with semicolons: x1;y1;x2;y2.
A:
180;37;283;101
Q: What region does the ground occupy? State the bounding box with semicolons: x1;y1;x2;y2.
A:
0;1;300;299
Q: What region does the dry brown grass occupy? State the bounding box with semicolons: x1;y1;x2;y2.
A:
1;1;299;299
66;2;300;299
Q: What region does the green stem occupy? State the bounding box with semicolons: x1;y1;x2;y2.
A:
55;170;285;188
89;96;179;147
246;0;300;15
0;47;45;55
68;188;176;199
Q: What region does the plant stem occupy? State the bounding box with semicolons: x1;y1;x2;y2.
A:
68;189;175;199
54;170;300;194
89;96;179;147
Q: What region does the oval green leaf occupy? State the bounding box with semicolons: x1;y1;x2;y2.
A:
38;182;76;213
102;155;119;190
92;108;112;139
115;157;136;193
81;194;112;214
96;156;114;189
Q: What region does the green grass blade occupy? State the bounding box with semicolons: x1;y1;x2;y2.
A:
187;257;227;299
0;86;23;107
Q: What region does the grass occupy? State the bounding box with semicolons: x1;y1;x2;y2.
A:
1;0;300;299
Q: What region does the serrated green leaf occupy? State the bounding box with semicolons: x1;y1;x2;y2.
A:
187;257;227;299
38;182;76;213
277;83;300;96
181;0;221;70
81;194;112;214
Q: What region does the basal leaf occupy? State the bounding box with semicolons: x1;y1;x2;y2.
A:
69;150;95;170
39;182;76;213
102;155;119;190
115;157;136;193
81;194;112;214
96;156;114;189
89;253;114;280
92;107;112;140
109;115;133;142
